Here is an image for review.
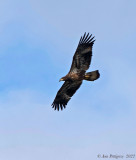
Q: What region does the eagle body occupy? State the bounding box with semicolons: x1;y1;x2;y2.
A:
52;32;100;111
61;71;85;81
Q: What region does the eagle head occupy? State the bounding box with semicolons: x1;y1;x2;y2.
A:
59;76;68;82
59;78;64;82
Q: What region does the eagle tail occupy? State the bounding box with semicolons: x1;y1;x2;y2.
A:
84;70;100;81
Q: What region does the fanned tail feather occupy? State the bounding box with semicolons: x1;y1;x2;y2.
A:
84;70;100;81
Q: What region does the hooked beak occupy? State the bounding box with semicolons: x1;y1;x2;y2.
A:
59;78;64;82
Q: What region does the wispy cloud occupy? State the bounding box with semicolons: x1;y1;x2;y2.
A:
0;89;135;160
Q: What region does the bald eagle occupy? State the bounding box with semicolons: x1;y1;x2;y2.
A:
52;32;100;111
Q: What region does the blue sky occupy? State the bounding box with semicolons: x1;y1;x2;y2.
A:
0;0;136;159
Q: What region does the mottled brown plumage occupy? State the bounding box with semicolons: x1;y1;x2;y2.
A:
52;32;100;111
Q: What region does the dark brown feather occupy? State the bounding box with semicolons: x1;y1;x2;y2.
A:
69;33;95;74
52;33;97;110
52;81;82;110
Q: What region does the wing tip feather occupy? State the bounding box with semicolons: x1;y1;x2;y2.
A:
78;32;96;46
51;102;67;111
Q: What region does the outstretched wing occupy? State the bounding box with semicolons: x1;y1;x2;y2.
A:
69;32;95;74
52;81;82;111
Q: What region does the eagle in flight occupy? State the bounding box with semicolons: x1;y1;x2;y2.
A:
52;32;100;111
